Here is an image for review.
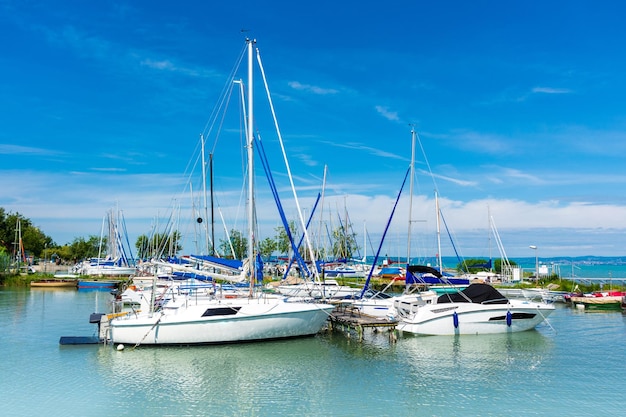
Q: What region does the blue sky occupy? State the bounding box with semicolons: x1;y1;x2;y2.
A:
2;0;626;259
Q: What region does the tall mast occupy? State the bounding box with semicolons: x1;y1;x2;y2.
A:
246;38;256;289
201;134;209;255
210;153;215;255
406;128;416;269
435;190;443;273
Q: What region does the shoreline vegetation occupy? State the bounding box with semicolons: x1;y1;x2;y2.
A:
2;267;625;295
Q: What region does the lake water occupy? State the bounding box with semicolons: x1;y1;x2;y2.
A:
1;287;625;416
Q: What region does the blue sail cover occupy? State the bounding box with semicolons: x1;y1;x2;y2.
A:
255;253;264;284
405;265;469;285
190;254;243;271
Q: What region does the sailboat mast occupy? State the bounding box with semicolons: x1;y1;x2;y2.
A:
406;128;416;269
246;38;256;289
435;190;443;273
201;134;209;255
210;153;215;255
487;205;492;272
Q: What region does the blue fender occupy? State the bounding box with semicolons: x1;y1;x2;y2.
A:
506;310;512;327
453;311;459;328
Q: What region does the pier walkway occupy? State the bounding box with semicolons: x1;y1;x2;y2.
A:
328;304;398;342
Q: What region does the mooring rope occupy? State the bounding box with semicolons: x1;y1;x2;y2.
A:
130;311;164;350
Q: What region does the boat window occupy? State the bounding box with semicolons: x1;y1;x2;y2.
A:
201;307;241;317
488;313;536;321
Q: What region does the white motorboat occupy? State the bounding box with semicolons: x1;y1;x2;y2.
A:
395;283;555;335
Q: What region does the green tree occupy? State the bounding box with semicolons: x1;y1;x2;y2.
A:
0;246;10;272
259;237;277;261
331;224;359;260
274;221;298;255
456;258;518;274
68;235;102;262
54;245;73;263
0;209;55;258
219;229;247;260
22;225;54;259
135;231;182;259
494;258;517;274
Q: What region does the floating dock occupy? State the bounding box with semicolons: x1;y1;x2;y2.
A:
328;305;398;342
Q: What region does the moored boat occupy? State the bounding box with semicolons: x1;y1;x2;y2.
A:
274;279;361;299
395;283;555;335
30;279;78;288
102;296;334;345
77;280;120;291
92;39;337;346
569;291;625;311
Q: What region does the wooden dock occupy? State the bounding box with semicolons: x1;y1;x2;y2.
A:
328;305;398;342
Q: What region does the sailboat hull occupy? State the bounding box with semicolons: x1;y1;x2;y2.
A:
108;299;334;345
396;300;555;335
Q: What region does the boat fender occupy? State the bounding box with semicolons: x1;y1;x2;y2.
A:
506;310;512;327
453;311;459;328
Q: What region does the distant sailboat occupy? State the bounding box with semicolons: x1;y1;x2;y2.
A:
12;219;32;275
74;208;138;277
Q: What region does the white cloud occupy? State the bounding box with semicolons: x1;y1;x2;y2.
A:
322;140;405;161
288;81;338;95
375;105;400;121
4;169;626;257
0;144;64;156
141;59;176;71
532;87;572;94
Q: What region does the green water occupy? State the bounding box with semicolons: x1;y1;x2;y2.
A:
1;288;625;416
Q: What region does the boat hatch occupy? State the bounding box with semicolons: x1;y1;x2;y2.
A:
201;307;241;317
489;313;536;321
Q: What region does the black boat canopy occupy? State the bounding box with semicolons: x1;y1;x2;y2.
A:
437;283;509;304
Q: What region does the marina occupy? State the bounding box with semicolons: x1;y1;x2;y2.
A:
2;286;626;416
2;3;626;416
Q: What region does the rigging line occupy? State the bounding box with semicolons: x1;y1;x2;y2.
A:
210;80;237;155
345;210;362;260
200;42;247;154
281;193;321;281
315;165;328;263
359;166;411;299
256;47;319;278
438;209;467;273
255;133;312;278
414;130;439;193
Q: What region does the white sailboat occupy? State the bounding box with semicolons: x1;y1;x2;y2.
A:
74;208;138;277
104;39;334;346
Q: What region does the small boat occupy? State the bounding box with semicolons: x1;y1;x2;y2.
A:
77;280;119;291
375;266;406;281
569;291;626;311
323;265;366;279
30;279;78;288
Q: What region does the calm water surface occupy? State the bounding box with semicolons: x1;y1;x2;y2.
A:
1;288;625;416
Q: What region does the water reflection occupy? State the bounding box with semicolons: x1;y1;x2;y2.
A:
400;330;552;372
95;337;341;416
